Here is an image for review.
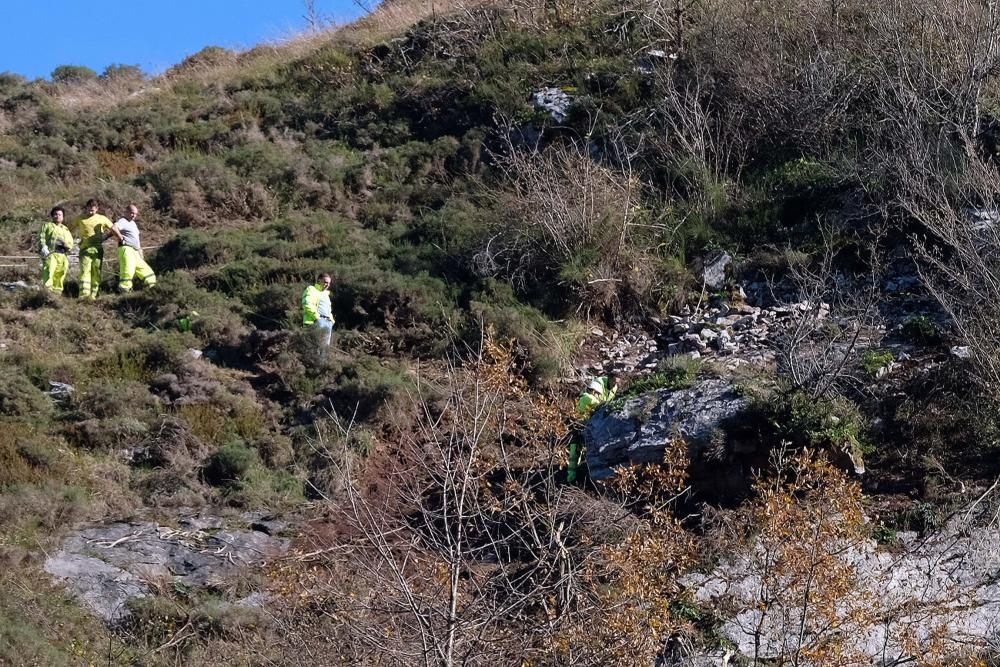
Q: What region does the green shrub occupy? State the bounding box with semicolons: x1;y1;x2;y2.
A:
0;423;61;486
51;65;98;84
255;433;294;468
168;46;235;75
69;417;149;452
468;280;568;382
228;465;304;507
17;289;57;311
607;358;703;410
901;315;942;346
766;157;839;192
87;335;188;384
114;274;249;349
317;355;412;423
246;284;298;330
101;64;144;81
787;391;869;454
74;380;158;420
202;440;258;488
861;349;894;378
0;374;52;419
125;594;265;649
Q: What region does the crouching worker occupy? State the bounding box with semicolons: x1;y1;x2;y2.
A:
302;273;334;348
568;375;617;483
110;204;156;292
39;206;74;293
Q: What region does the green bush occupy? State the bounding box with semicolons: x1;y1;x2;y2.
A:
861;349;894;378
318;356;412;423
74;380;158;420
51;65;98;84
101;64;144;81
0;423;61;486
901;315;942;346
87;335;188;384
202;440;258;488
468;280;565;382
608;358;704;409
786;391;869;454
69;417;149;452
17;289;58;311
125;594;265;649
115;274;249;349
765;158;839;192
0;374;52;419
168;46;235;75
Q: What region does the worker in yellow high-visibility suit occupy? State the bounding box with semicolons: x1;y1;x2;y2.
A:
108;204;156;292
568;376;617;483
302;273;334;349
38;205;74;293
71;199;113;299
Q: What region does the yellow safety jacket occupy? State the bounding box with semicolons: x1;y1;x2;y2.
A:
577;377;616;416
302;284;333;326
39;222;74;255
72;214;113;251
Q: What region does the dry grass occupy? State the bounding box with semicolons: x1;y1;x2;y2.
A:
50;76;153;113
342;0;492;42
48;0;498;114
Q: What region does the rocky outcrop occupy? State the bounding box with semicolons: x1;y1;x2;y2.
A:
584;378;748;479
44;516;289;623
701;252;732;290
685;514;1000;663
532;87;571;122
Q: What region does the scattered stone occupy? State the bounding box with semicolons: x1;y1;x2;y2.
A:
242;511;289;536
180;516;225;531
532;87;571;122
951;345;972;359
48;381;75;401
236;591;274;608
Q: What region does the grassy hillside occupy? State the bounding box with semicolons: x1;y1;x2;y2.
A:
3;0;1000;663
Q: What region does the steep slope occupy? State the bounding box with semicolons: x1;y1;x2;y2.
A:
2;0;1000;664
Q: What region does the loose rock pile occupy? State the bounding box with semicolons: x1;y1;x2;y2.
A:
585;297;833;379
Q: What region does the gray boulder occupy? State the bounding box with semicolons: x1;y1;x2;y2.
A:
44;519;289;622
584;379;748;479
43;553;146;623
702;252;732;290
532;87;571;122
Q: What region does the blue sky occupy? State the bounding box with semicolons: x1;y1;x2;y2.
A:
1;1;368;80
